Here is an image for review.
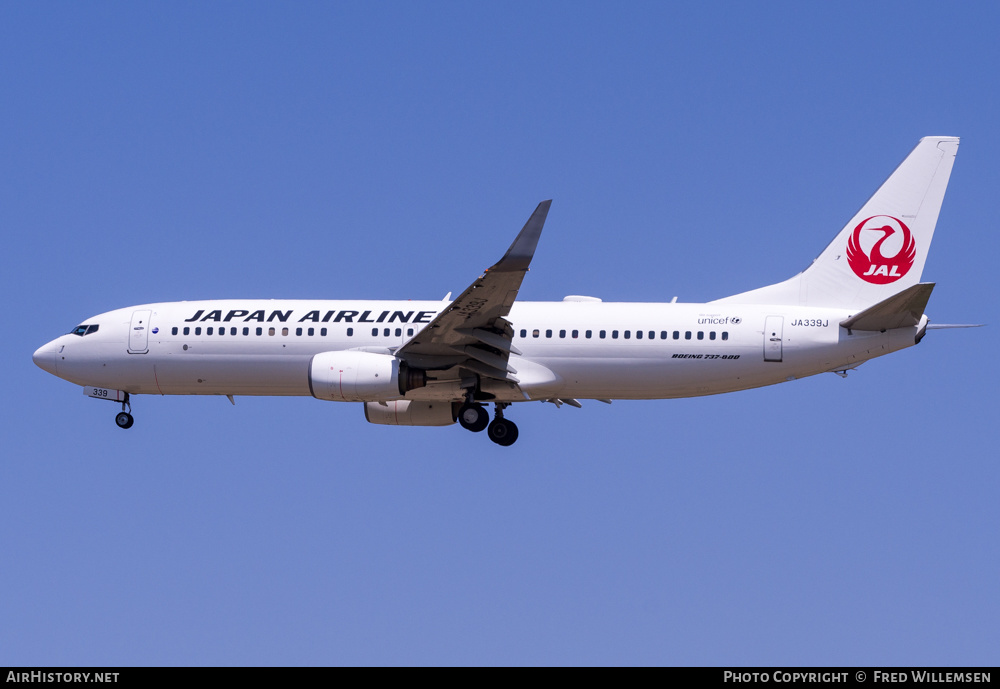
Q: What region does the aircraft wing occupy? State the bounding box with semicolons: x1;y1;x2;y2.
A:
395;200;551;382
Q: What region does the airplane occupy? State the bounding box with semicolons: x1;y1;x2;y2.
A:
33;136;967;446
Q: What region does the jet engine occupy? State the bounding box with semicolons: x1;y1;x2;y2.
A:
309;351;426;402
364;400;456;426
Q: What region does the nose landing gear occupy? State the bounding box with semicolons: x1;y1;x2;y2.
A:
114;393;134;429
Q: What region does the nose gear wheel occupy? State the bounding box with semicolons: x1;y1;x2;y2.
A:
114;393;133;429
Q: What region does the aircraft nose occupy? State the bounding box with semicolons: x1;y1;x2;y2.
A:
32;341;58;375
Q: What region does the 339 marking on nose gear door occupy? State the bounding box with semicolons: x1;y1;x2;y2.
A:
83;386;126;402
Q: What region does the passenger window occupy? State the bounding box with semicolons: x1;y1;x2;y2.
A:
282;328;289;336
231;327;237;336
256;327;263;336
697;331;704;340
546;329;552;338
184;327;190;335
407;328;414;336
600;330;606;339
219;328;225;336
636;330;642;339
296;328;302;336
722;332;729;341
520;329;527;338
660;331;667;339
242;327;249;336
321;328;328;336
206;327;213;335
395;328;401;336
172;327;178;335
384;328;390;337
586;330;592;338
673;331;680;340
648;331;654;339
685;331;691;340
612;330;619;339
532;329;540;338
194;327;201;335
268;327;275;336
372;328;378;336
624;330;631;339
559;330;566;338
572;330;579;338
710;331;716;340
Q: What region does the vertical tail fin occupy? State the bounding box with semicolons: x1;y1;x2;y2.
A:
714;136;959;310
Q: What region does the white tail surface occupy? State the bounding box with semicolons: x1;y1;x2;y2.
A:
714;136;959;310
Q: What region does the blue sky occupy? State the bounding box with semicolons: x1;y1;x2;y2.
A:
2;2;998;665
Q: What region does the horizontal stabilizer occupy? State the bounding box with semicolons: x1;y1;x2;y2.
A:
840;283;934;331
926;323;985;330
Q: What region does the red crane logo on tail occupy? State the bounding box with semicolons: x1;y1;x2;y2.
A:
846;215;915;284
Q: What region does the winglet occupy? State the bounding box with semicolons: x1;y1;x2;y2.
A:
491;200;552;272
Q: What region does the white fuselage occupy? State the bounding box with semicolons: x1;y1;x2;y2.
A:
33;298;922;403
29;138;958;443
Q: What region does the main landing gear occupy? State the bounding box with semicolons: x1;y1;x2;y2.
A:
457;401;490;433
457;400;518;446
114;393;134;429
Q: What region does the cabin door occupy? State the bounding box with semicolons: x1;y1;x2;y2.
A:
763;316;783;362
128;310;152;354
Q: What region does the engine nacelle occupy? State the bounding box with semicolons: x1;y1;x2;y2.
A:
364;400;456;426
309;351;425;402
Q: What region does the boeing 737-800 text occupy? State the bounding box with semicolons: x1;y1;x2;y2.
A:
33;137;963;446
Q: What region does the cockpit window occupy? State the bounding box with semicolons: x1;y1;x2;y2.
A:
69;324;99;336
